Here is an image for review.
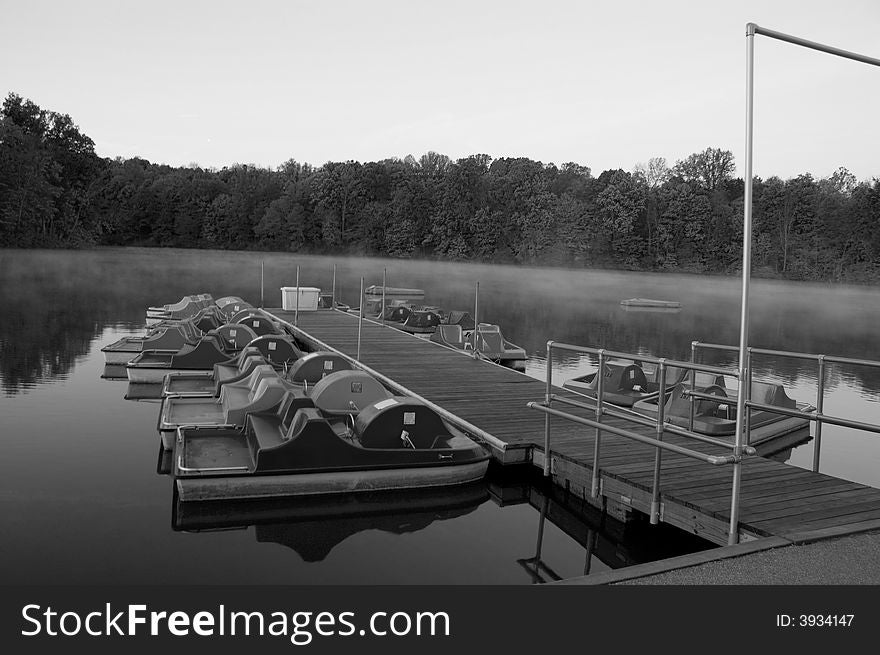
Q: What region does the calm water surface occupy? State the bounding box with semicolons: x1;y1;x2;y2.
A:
2;248;879;584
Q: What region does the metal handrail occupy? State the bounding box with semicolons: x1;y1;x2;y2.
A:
692;341;880;472
530;340;748;545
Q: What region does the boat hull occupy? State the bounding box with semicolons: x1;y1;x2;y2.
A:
175;459;489;502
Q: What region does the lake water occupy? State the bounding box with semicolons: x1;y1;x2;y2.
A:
2;247;879;584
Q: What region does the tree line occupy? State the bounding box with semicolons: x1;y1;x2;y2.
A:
2;92;878;283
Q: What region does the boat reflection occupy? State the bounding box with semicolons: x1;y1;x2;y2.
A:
172;483;489;562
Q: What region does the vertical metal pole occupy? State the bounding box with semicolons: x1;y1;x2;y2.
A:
357;276;364;361
331;264;337;309
813;355;826;472
543;341;553;477
382;268;387;325
294;265;300;327
583;528;596;576
591;350;605;498
728;22;757;546
744;348;753;445
260;260;264;308
650;359;667;524
472;281;480;359
689;341;698;431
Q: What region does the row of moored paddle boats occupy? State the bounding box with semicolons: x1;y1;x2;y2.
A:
349;296;528;371
102;294;490;502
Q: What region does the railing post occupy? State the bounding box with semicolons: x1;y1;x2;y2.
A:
728;21;758;547
331;264;337;309
650;359;667;524
294;265;300;326
382;268;387;325
472;281;480;359
689;341;698;432
543;341;553;477
260;260;264;308
357;276;364;361
813;354;826;472
590;350;605;498
743;348;753;444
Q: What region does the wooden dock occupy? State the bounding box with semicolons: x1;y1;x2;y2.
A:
269;308;880;546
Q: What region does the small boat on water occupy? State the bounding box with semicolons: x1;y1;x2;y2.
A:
397;309;443;335
364;285;425;297
126;334;302;384
464;324;528;371
562;359;688;407
430;322;527;371
631;378;814;455
162;350;352;398
620;298;681;309
173;389;489;502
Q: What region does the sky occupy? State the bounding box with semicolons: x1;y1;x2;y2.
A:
2;0;878;181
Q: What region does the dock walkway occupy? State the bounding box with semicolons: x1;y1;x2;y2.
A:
270;308;880;546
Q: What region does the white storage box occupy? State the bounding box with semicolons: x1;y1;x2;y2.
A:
280;286;321;311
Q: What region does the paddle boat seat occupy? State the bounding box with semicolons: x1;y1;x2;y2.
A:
161;349;267;397
430;324;466;349
158;368;288;438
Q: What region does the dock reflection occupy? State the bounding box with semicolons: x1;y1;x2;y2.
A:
491;472;713;583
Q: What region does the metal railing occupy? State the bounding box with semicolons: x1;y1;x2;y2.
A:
527;341;756;545
692;341;880;473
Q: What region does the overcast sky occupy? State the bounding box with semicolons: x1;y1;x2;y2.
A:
2;0;878;181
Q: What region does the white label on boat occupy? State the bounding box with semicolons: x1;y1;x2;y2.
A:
403;412;416;425
324;361;334;370
230;329;237;337
268;342;276;350
254;320;260;327
351;382;363;393
374;398;398;410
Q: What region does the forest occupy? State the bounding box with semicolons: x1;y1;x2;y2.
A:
2;92;878;283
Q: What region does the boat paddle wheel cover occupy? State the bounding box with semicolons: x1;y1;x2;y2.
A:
247;335;303;367
286;352;354;384
308;371;391;415
216;323;259;350
356;397;448;449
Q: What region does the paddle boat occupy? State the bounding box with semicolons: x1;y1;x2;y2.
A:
126;334;302;384
398;309;443;335
619;298;681;309
158;364;292;449
443;310;475;331
173;388;490;501
364;285;425;297
562;359;688;407
162;350;353;398
463;323;528;371
631;378;815;456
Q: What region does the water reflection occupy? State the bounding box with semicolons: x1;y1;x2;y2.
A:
173;484;489;563
169;469;713;582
